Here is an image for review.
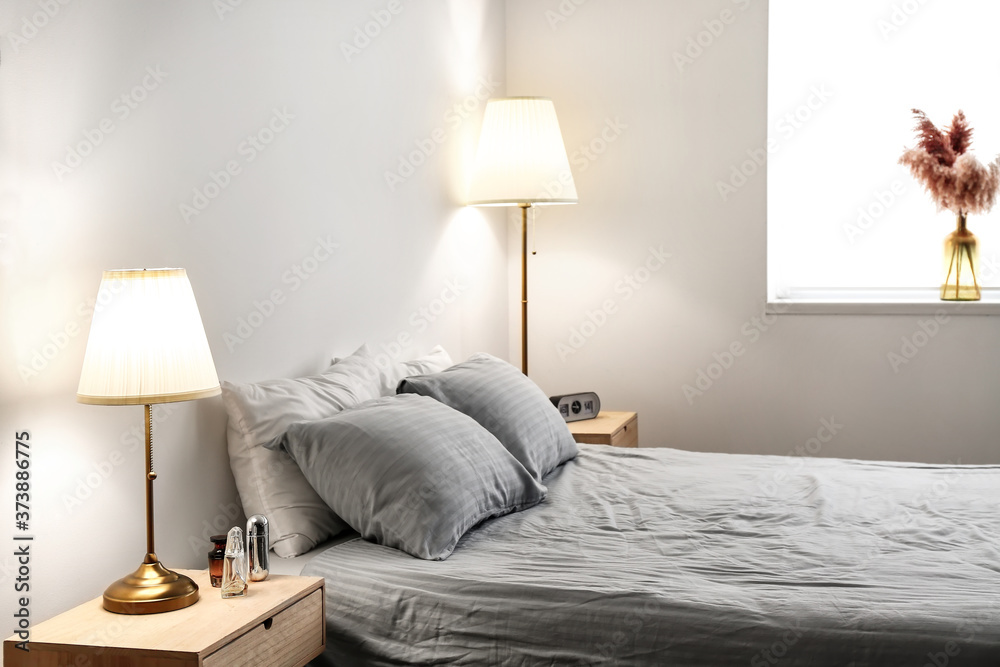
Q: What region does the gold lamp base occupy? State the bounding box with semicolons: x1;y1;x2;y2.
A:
103;554;199;615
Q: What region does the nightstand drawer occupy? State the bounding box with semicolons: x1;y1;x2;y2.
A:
204;589;324;667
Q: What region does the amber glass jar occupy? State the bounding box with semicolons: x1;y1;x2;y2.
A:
208;534;227;587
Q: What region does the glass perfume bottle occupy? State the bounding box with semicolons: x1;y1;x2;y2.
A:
207;534;227;588
221;526;248;598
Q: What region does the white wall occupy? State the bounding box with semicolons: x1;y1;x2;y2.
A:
507;0;1000;463
0;0;507;625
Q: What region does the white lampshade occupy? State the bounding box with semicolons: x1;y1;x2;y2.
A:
468;97;578;206
77;268;221;405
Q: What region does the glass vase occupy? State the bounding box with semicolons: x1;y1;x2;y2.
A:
940;212;981;301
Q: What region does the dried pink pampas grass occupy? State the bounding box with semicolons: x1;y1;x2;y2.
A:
899;109;1000;215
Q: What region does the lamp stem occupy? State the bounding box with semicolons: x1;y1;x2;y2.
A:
520;204;529;375
102;403;198;614
144;403;156;560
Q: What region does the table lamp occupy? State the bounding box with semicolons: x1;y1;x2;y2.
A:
77;268;220;614
467;97;578;375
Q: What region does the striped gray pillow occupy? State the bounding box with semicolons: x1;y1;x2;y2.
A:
270;393;546;560
397;353;579;480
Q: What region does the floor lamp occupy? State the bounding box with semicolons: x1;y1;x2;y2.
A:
78;268;220;614
467;97;578;375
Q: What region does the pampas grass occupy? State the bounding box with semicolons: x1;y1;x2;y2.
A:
899;109;1000;215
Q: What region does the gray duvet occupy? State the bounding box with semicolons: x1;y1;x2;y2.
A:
303;445;1000;666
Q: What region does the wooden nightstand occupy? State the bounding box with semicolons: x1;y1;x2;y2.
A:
3;570;324;667
567;411;639;448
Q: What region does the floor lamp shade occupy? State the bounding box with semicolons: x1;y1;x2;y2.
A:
467;97;578;206
77;268;220;405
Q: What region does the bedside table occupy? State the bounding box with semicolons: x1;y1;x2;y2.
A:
3;570;324;667
567;411;638;448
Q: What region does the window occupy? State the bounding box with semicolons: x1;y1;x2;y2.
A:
767;0;1000;312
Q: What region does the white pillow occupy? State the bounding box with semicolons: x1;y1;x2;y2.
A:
333;344;454;396
222;346;382;557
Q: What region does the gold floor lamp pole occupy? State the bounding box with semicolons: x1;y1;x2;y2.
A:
520;204;529;375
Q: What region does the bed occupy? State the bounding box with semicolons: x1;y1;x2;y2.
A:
299;444;1000;666
221;346;1000;665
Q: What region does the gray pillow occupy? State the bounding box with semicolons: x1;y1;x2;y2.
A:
222;348;382;557
269;393;546;560
397;353;578;480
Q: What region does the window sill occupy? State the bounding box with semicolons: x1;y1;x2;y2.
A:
767;288;1000;315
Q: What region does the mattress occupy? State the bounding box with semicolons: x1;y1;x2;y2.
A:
303;444;1000;666
267;533;358;576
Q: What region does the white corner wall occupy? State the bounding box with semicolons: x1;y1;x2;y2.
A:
507;0;1000;463
0;0;507;625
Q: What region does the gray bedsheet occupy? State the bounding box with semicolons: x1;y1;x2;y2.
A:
304;445;1000;666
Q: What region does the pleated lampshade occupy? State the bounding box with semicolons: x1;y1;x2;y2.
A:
468;97;578;206
77;268;220;405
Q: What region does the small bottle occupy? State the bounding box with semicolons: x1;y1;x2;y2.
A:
207;534;227;587
246;515;270;582
221;526;248;598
